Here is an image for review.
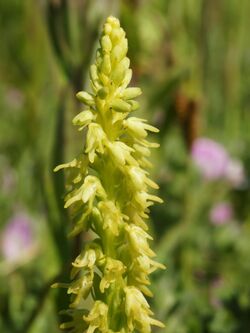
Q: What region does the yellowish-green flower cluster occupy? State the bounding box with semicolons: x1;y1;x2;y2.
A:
54;16;165;333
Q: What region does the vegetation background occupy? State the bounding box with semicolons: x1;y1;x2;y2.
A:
0;0;250;332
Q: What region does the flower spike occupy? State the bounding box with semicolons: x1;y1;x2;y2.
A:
54;16;165;333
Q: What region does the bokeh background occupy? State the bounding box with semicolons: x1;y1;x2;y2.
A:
1;0;250;332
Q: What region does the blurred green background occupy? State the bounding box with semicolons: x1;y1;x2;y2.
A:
0;0;250;332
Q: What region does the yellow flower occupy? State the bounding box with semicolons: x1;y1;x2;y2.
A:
100;257;126;292
60;309;88;333
98;200;124;235
107;141;137;166
85;124;107;163
126;166;158;190
54;154;88;174
64;175;106;208
124;286;165;333
83;301;109;333
124;117;159;139
128;255;166;297
52;273;94;309
125;224;155;257
134;191;163;211
71;243;103;279
68;273;93;308
72;110;96;130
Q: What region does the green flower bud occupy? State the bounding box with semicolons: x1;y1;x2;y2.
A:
76;91;95;106
107;16;120;28
122;87;142;100
111;98;131;113
101;54;111;75
97;87;109;99
111;44;126;63
128;99;140;111
111;66;126;85
101;35;112;53
104;23;112;35
72;110;95;129
110;27;124;43
122;68;132;88
90;64;98;82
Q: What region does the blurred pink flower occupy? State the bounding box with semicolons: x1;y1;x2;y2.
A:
209;202;233;225
1;213;35;263
191;138;229;180
225;159;245;188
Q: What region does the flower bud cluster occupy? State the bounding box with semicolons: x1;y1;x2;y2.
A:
54;16;165;333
